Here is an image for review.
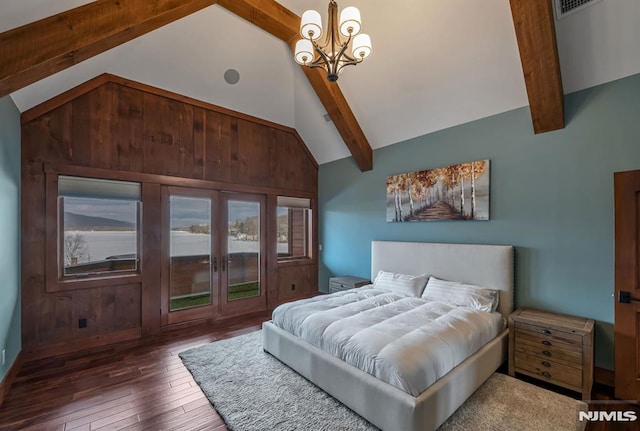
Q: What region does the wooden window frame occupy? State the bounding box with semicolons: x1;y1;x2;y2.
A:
276;196;314;265
45;171;143;293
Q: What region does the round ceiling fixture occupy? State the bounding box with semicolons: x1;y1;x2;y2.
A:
224;69;240;85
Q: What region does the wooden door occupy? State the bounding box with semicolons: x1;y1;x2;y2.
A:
614;170;640;400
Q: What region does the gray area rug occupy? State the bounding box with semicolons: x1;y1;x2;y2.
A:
180;330;586;431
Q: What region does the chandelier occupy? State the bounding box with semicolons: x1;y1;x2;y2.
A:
294;1;372;82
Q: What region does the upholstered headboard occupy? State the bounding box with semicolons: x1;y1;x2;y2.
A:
371;241;515;319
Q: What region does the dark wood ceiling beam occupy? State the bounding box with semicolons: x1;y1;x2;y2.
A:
217;0;299;42
509;0;565;133
0;0;218;98
219;0;373;171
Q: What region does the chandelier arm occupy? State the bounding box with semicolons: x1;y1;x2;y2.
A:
331;46;349;75
311;39;331;61
308;57;330;69
339;51;359;63
310;40;333;68
335;59;358;75
334;37;351;60
305;63;334;72
336;56;361;69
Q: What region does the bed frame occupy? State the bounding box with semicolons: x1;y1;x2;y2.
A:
263;241;514;431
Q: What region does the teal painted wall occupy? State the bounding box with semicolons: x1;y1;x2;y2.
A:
319;73;640;371
0;95;21;382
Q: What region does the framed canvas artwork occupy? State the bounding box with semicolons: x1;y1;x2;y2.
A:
386;160;490;222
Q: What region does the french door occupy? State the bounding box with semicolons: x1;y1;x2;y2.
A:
161;187;266;325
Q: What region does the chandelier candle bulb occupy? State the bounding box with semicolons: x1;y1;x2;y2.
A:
352;33;372;59
295;39;315;65
300;10;323;40
339;6;361;36
293;1;372;82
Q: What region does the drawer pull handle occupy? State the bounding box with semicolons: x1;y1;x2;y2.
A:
542;340;552;346
542;350;552;357
542;371;551;378
541;361;551;367
541;329;551;335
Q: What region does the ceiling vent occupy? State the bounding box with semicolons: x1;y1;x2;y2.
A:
554;0;604;19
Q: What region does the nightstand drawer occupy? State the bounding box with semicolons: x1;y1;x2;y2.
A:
514;330;583;354
515;352;582;389
514;321;583;344
329;281;351;292
514;338;582;366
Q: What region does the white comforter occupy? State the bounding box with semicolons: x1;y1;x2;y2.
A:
272;287;505;396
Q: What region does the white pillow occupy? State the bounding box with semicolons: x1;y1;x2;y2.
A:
373;271;429;297
421;276;500;313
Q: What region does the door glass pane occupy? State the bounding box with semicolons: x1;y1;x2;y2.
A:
170;196;212;311
227;200;260;301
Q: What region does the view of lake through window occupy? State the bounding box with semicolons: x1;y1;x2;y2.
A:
61;178;290;286
62;196;139;275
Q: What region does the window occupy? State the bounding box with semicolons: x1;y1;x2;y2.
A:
277;196;311;260
58;176;142;278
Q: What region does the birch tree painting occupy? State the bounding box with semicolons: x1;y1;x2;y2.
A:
386;160;490;222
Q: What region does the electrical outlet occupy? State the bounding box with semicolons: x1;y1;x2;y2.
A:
291;284;296;291
1;349;5;366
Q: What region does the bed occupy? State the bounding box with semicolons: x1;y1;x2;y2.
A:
263;241;514;431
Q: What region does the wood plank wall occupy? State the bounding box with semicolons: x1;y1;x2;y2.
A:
21;74;318;354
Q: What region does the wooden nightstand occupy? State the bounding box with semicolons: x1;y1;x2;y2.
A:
329;276;371;293
508;307;594;400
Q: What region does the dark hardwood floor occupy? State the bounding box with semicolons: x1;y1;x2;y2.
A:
0;312;269;431
0;314;637;430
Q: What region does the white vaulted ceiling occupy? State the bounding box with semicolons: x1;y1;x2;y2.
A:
3;0;640;165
